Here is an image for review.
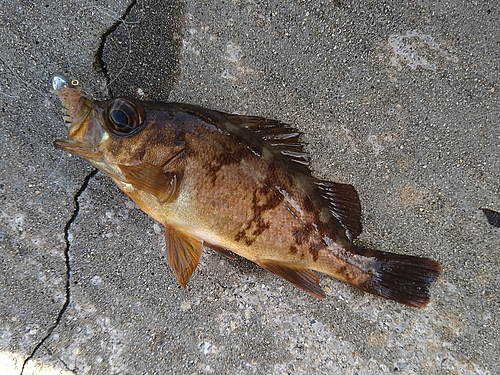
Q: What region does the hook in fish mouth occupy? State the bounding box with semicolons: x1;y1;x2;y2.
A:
51;73;79;90
51;73;92;129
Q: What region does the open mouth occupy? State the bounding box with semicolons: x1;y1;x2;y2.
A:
52;73;102;160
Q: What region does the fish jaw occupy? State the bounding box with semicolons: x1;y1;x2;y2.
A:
53;139;103;160
52;83;110;165
54;130;127;183
53;87;104;142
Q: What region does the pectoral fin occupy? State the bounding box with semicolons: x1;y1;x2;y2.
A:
256;260;326;299
164;225;203;288
119;163;178;203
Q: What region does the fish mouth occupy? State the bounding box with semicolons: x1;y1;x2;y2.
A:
51;74;87;126
53;139;103;160
52;73;105;158
51;73;95;136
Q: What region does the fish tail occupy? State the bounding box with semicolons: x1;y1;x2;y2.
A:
319;246;441;308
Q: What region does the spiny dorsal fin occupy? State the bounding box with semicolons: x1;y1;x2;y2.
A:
224;114;311;175
164;225;203;288
314;180;362;241
225;113;362;240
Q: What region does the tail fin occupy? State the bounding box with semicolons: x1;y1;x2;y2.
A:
352;247;441;308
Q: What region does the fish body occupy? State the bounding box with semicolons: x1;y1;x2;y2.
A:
53;82;440;307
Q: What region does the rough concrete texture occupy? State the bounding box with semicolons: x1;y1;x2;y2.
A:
0;0;498;374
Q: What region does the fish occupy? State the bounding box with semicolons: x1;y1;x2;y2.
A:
52;74;441;308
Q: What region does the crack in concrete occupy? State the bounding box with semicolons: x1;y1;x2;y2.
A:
95;0;138;98
20;169;98;375
43;346;76;375
19;3;138;373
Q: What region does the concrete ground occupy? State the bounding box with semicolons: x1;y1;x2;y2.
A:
1;0;498;374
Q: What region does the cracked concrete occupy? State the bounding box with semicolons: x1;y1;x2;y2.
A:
95;0;139;98
20;169;97;375
1;0;499;374
99;0;184;100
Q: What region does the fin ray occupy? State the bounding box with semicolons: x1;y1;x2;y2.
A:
257;260;326;299
119;163;178;203
165;225;203;288
314;180;362;240
224;114;311;175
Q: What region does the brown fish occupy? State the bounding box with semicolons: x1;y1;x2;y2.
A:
52;78;441;308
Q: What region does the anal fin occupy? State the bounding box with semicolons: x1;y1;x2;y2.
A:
257;260;326;299
164;225;203;288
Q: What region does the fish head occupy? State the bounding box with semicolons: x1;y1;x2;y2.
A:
52;76;151;176
53;90;146;159
52;75;187;207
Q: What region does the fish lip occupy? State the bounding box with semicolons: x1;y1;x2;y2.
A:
70;97;93;128
53;139;103;160
53;86;106;154
52;82;95;138
52;86;87;126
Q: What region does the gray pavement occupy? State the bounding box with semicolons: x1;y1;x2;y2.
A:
1;0;499;374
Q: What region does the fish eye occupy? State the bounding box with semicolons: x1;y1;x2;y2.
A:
104;97;146;136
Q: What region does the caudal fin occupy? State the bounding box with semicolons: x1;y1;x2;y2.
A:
353;247;441;308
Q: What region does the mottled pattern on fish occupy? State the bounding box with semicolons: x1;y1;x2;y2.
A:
53;84;441;308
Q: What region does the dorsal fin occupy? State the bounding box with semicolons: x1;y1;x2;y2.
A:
314;180;362;241
224;114;311;175
224;113;363;240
